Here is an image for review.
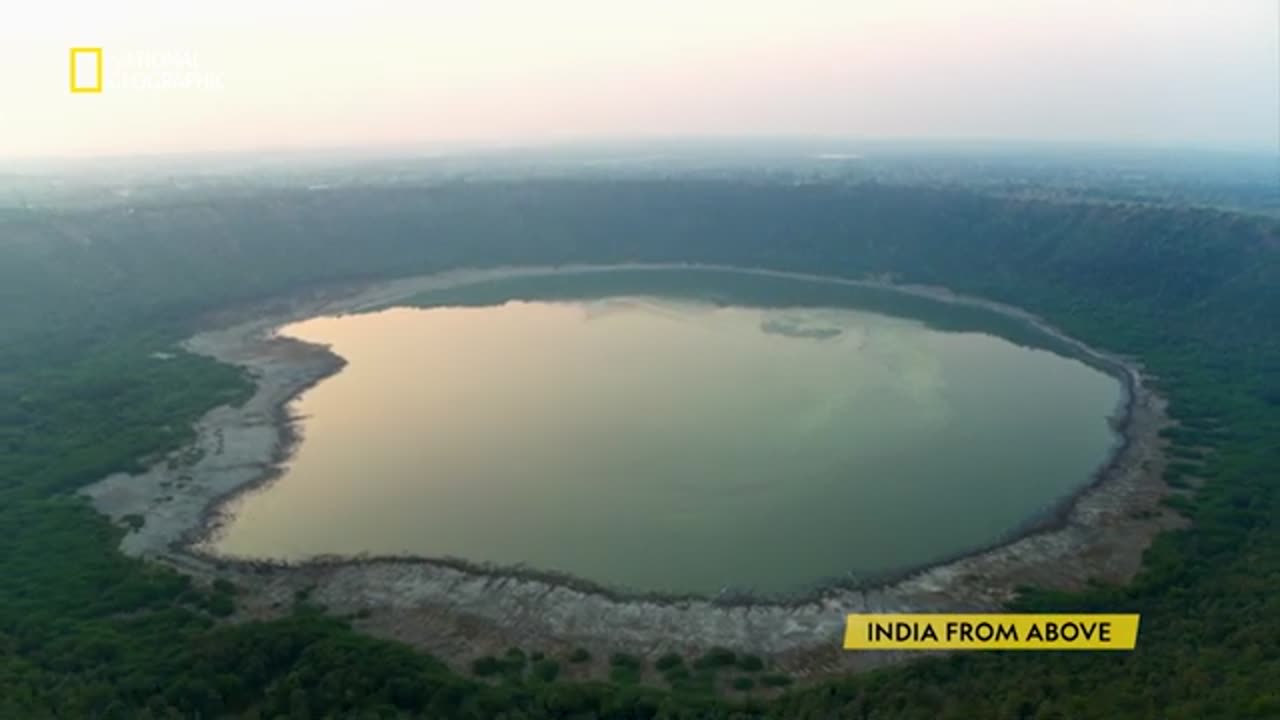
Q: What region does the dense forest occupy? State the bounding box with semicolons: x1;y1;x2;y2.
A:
1;179;1278;718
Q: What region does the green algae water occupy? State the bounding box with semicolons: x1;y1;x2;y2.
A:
212;269;1122;595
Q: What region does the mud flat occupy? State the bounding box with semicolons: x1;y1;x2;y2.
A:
82;263;1180;680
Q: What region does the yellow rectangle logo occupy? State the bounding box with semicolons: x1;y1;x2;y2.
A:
70;47;103;93
844;614;1139;650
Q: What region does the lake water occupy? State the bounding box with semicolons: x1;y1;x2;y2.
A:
212;269;1122;595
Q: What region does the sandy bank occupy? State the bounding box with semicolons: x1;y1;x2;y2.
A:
81;263;1180;679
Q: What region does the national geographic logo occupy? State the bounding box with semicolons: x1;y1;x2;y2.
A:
69;48;225;93
844;614;1141;651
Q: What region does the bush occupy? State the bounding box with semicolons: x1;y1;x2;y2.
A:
693;647;737;671
609;666;641;685
568;648;591;664
503;647;526;667
530;659;560;683
655;652;684;671
662;665;691;684
670;669;716;695
206;592;234;618
760;673;793;688
731;676;755;691
211;578;238;595
609;653;642;670
735;654;764;672
471;656;504;677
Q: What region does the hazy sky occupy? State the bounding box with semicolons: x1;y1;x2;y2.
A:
3;0;1277;158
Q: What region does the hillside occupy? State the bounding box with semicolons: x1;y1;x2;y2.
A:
1;180;1278;718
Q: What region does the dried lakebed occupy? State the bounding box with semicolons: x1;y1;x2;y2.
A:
83;264;1179;680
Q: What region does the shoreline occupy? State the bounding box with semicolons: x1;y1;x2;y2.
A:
81;263;1179;677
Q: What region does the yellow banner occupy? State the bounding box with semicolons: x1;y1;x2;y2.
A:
844;614;1140;650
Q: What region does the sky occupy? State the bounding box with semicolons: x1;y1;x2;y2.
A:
2;0;1278;158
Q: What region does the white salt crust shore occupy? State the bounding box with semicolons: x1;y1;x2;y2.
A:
82;264;1178;678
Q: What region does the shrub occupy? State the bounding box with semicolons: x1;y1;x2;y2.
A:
760;673;793;688
693;647;737;670
671;670;716;695
662;665;691;684
471;656;504;677
206;592;234;618
530;659;560;683
609;665;641;685
211;578;238;595
609;652;642;670
655;652;684;671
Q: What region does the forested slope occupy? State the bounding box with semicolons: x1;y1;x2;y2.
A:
1;180;1277;717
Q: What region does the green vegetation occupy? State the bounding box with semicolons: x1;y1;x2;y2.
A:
759;673;793;689
470;656;505;678
609;653;642;669
1164;471;1193;490
1;179;1278;717
655;652;684;671
670;668;717;696
608;666;643;685
608;652;644;684
661;664;692;686
530;658;561;683
470;649;536;684
693;647;739;671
